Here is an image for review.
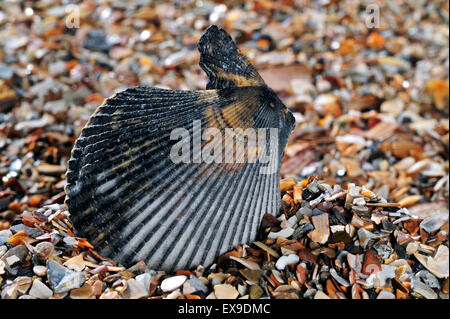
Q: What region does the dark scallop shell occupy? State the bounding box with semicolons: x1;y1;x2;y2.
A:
65;25;295;271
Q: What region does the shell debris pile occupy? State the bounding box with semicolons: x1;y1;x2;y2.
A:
0;0;449;299
0;176;448;299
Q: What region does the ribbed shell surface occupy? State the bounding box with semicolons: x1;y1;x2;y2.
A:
66;85;294;271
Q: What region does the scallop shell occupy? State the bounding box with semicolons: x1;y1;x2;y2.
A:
65;25;295;271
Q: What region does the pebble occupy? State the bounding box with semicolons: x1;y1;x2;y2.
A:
412;277;438;299
182;276;208;295
275;254;300;270
249;285;264;299
160;275;187;293
380;100;405;116
0;245;27;275
229;256;261;270
377;290;396;299
314;290;331;299
63;254;86;272
28;279;53;299
214;284;239;299
420;213;448;233
415;245;449;279
135;273;151;293
310;213;329;244
70;284;94;299
33;265;47;276
1;284;18;299
120;279;148;299
34;242;54;260
268;227;294;239
292;223;314;240
239;269;263;284
47;260;85;294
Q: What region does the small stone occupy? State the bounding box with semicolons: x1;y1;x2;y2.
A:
268;227;294;239
349;186;361;197
380;100;404;116
6;255;21;266
229;256;261;270
0;65;13;79
377;290;395;299
1;284;18;299
416;270;440;289
308;230;329;243
237;284;247;297
398;195;422;208
47;260;85;294
311;208;325;216
205;292;216;299
412;278;438;299
279;178;296;193
275;254;300;270
0;259;5;275
425;80;449;110
92;280;103;297
14;276;32;294
357;228;376;249
34;242;54;260
120;279;148;299
63;254;86;271
296;263;308;285
208;273;230;286
83;29;111;52
70;284;94;299
260;214;281;229
314;291;331;299
239;269;263;284
100;289;119;299
414;245;449;279
135;273;151;292
378;265;397;287
186;276;208;294
302;188;320;201
292;223;314;240
442;278;449;294
377;56;411;72
160;275;187;292
310;213;329;244
249;285;264;299
0;245;27;275
214;284;239;299
28;279;53;299
182;281;196;295
54;271;86;294
36;164;65;176
47;259;67;288
403;219;421;235
296;206;313;218
362;249;382;275
165;290;182;299
63;236;78;246
406;241;419;255
330;268;350;287
420;213;448;233
298;248;317;264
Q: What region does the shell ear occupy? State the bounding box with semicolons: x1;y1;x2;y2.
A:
198;25;265;89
